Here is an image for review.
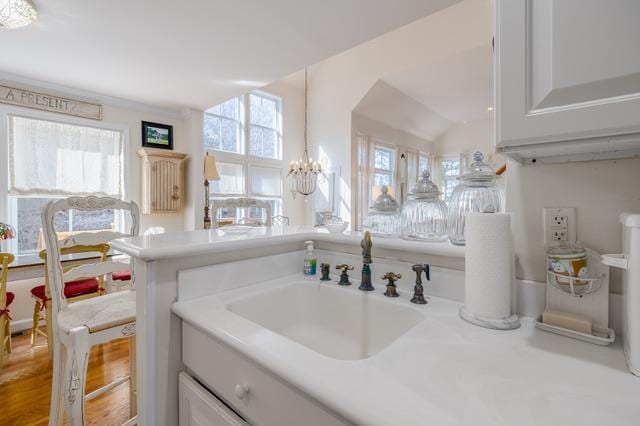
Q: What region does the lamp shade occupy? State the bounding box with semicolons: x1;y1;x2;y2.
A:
0;223;15;240
204;154;220;181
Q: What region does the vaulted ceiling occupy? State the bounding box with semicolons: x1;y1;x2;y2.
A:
0;0;460;111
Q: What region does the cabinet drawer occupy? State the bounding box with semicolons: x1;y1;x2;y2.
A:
182;323;349;426
179;372;248;426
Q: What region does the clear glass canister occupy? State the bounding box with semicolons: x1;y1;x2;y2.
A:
401;170;448;242
363;185;401;237
448;151;504;246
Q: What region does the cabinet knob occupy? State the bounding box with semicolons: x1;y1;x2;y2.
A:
234;383;249;400
172;194;179;200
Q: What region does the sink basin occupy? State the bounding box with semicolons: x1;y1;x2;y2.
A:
227;283;423;360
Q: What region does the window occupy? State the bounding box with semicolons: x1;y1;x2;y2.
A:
419;153;430;174
4;114;124;254
371;145;395;198
440;157;461;202
205;91;283;223
204;97;243;154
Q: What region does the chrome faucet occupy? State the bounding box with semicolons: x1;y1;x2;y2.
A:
359;231;374;291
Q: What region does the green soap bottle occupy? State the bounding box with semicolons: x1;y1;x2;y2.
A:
303;240;317;276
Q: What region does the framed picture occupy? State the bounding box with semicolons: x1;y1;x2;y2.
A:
142;121;173;150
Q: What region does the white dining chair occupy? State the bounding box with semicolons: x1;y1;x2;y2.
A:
42;196;139;426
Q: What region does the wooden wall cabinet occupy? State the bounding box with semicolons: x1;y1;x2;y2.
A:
138;148;188;214
495;0;640;164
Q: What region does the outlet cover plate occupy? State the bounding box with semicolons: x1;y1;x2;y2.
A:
543;207;576;245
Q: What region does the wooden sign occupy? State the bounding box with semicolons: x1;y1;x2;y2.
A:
0;84;102;120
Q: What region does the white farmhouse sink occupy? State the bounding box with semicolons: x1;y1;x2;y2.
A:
227;283;423;360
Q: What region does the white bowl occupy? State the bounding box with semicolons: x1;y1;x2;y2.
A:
325;221;349;234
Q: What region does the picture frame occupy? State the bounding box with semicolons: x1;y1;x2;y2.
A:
142;121;173;150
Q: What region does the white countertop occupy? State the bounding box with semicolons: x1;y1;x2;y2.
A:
111;226;465;261
173;275;640;426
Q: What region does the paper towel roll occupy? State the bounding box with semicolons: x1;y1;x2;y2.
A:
460;213;520;330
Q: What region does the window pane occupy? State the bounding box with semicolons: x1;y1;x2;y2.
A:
250;166;282;196
374;173;392;187
419;155;429;173
250;94;277;129
207;97;240;120
374;147;393;171
220;118;241;153
442;159;460;177
203;114;221;151
249;125;279;159
210;162;244;195
16;198;54;253
442;179;458;201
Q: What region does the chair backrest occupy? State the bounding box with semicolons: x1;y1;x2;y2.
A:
211;198;272;228
272;215;290;227
39;244;110;300
0;252;15;315
41;196;139;324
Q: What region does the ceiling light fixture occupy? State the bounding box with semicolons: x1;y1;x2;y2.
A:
0;0;37;29
288;68;321;198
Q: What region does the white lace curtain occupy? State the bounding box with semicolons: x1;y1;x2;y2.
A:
8;115;123;198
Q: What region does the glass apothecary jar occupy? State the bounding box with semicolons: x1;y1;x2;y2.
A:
448;152;504;246
363;185;401;237
401;171;448;242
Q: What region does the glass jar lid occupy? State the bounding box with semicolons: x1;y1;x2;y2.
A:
462;151;496;182
370;185;399;212
409;170;441;199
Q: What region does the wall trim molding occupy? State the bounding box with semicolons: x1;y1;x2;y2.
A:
0;70;186;119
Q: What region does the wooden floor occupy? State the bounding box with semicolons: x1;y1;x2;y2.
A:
1;330;131;426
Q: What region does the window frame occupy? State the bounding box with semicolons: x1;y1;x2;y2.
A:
206;91;284;222
439;155;461;202
0;105;130;256
370;142;397;198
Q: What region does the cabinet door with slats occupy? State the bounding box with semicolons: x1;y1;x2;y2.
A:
150;159;181;213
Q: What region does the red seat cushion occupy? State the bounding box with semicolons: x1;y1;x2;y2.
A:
30;278;100;302
5;292;15;306
112;270;131;281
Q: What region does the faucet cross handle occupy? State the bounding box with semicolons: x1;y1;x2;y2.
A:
336;264;354;273
336;264;354;286
382;272;402;285
382;272;402;298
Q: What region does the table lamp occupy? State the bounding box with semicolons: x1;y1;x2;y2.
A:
203;153;220;229
0;222;15;252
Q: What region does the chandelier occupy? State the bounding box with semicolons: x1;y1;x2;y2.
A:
288;68;321;197
0;0;37;29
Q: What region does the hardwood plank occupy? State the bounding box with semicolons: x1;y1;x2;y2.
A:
1;330;131;425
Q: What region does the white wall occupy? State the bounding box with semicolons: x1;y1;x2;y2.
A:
434;118;493;158
351;113;434;153
506;158;640;293
308;0;492;221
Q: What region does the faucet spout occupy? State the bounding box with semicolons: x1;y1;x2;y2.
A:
359;231;374;291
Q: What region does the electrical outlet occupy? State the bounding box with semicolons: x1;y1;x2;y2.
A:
543;207;576;245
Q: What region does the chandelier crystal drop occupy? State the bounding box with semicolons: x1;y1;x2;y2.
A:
288;68;321;197
0;0;37;29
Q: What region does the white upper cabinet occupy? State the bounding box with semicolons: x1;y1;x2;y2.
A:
495;0;640;164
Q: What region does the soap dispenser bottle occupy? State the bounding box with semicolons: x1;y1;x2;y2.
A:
303;240;317;276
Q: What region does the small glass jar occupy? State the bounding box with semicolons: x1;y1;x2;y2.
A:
448;152;504;246
363;185;401;237
401;171;448;242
